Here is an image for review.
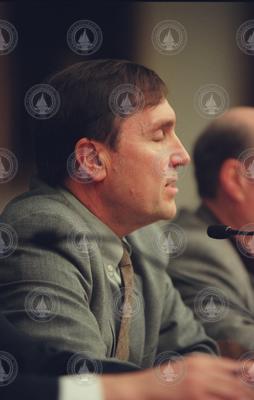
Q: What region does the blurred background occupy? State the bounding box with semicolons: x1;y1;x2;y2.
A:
0;1;254;212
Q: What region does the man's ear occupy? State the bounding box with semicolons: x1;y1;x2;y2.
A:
219;158;245;203
74;138;110;182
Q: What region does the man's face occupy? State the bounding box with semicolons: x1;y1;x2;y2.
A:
103;98;190;229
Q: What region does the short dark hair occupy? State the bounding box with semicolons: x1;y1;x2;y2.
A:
32;59;167;186
193;119;251;199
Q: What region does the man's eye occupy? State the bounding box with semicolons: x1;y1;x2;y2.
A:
152;130;165;141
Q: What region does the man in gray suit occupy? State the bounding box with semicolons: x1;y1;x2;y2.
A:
168;107;254;359
0;62;251;400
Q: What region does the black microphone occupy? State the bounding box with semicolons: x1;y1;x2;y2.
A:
207;225;254;239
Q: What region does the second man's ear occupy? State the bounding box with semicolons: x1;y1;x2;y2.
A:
219;158;245;203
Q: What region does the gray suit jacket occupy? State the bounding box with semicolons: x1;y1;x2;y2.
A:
168;205;254;350
0;179;217;370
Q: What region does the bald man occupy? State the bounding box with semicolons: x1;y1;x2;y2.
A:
167;107;254;358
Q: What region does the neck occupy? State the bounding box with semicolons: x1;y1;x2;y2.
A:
63;179;145;237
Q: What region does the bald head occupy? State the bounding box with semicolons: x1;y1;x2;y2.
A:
211;107;254;140
193;107;254;199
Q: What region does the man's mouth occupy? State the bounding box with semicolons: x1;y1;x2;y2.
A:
165;178;179;195
165;178;177;187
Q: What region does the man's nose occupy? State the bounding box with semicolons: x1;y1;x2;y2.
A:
170;137;191;168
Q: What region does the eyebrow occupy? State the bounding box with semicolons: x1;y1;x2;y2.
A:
150;118;175;132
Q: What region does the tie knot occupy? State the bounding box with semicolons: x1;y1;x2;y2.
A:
119;243;132;269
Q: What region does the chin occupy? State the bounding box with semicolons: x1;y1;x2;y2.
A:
159;202;177;221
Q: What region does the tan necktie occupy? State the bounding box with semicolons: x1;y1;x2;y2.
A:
115;243;134;361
